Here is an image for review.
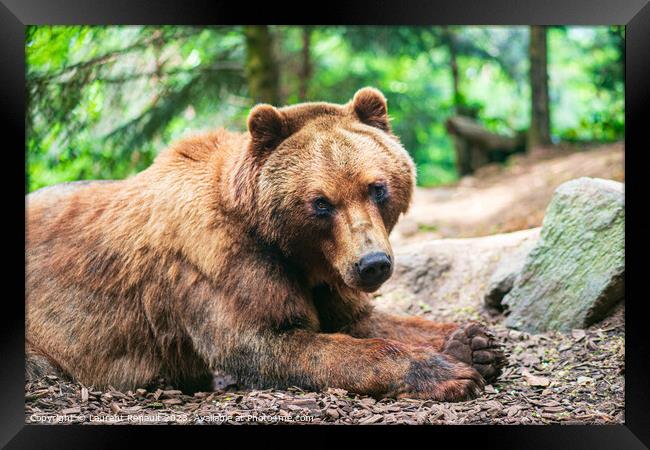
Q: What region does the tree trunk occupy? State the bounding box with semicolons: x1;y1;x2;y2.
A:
442;26;461;113
244;25;280;105
528;25;552;149
298;26;313;101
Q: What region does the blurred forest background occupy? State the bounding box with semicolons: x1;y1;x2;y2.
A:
26;25;624;192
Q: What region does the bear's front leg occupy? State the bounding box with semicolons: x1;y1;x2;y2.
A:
218;329;484;401
343;310;506;383
185;248;490;400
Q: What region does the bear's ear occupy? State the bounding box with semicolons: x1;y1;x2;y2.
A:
351;87;390;132
247;104;287;154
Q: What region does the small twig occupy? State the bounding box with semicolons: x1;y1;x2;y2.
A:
599;324;624;332
572;362;619;370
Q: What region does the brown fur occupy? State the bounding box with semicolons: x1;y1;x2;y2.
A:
26;88;503;399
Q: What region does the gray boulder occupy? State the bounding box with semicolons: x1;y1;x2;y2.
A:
503;177;624;332
484;236;539;311
375;228;541;319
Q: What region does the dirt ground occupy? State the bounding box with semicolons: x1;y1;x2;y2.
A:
393;142;624;244
24;143;625;425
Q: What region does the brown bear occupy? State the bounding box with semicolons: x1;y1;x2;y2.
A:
26;87;505;400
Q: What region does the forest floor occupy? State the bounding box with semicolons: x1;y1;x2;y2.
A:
24;142;625;425
392;142;624;244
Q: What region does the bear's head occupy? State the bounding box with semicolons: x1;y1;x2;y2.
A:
243;87;416;293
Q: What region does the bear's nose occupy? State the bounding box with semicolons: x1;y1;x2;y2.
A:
355;252;392;286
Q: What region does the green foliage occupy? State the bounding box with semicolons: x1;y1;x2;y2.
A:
26;25;624;192
27;26;248;191
548;27;624;141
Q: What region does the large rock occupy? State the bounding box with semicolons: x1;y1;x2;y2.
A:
484;236;539;311
375;228;541;320
502;177;624;332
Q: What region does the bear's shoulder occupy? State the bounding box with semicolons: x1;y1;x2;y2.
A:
163;128;247;165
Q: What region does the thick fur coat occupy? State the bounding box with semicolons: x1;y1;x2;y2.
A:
26;88;504;399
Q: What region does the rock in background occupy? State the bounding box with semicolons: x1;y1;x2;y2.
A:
484;236;540;312
502;178;624;332
376;228;541;321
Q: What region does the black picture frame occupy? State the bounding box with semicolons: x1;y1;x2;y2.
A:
2;0;648;447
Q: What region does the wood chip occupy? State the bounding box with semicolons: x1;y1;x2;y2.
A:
359;397;376;406
359;414;383;424
542;406;565;413
290;398;320;410
571;329;586;341
325;388;347;396
520;353;540;366
121;406;143;414
522;369;551;387
506;406;520;417
326;408;340;419
162;390;182;398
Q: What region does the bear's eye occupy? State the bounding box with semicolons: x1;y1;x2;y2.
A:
370;183;388;204
313;197;334;216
